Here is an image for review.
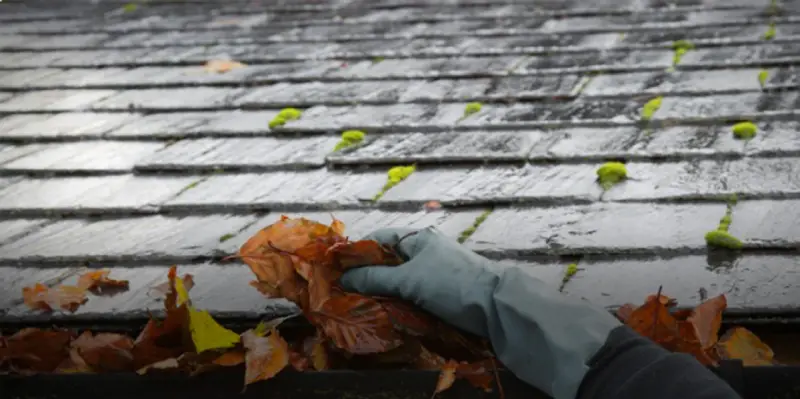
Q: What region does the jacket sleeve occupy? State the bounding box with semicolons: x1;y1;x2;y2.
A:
576;325;742;399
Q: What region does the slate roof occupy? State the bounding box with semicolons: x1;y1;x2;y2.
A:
0;0;799;326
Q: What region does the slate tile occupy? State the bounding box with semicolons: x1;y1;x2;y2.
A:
92;88;246;110
379;164;602;206
328;57;521;79
0;215;257;262
0;112;138;139
728;199;800;249
0;144;46;165
464;33;620;56
543;126;641;160
604;158;800;202
466;203;724;256
30;68;132;89
0;266;84;313
0;175;199;214
328;131;549;165
163;170;386;210
285;103;465;132
745;121;800;156
0;69;63;89
653;93;776;122
0;90;118;112
217;209;487;256
199;110;283;135
235;81;414;107
1;142;164;172
0;219;50;245
680;44;800;68
488;75;584;99
581;72;658;97
628;125;745;159
620;25;767;46
459;99;643;127
397;78;492;103
137;136;339;171
20;33;109;49
107;112;217;138
563;255;800;311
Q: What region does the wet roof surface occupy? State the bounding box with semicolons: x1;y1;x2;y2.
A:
0;0;799;324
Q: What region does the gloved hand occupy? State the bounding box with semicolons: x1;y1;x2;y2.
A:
340;226;622;399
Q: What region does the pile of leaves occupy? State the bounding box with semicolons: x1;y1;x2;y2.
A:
1;216;780;397
617;288;776;366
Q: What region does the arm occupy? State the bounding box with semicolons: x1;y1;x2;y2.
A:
340;227;741;399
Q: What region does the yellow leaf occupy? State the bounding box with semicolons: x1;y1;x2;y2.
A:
174;274;190;307
187;307;241;353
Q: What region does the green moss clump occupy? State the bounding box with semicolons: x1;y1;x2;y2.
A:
458;209;493;243
758;70;769;88
641;96;663;121
463;102;482;118
218;233;235;243
373;165;416;201
705;230;743;250
732;122;757;140
333;130;366;152
763;23;777;40
559;263;580;291
372;57;385;63
268;108;303;129
122;3;138;12
671;40;695;66
596;162;627;190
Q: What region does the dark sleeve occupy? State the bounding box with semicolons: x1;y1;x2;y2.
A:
576;325;742;399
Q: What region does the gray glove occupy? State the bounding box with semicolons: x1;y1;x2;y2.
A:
339;226;622;399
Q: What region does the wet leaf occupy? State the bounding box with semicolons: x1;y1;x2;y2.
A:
330;240;404;270
687;295;727;349
456;360;495;392
204;60;246;73
213;349;245;367
131;307;189;370
615;304;635;322
242;329;290;386
424;200;443;212
0;328;72;372
415;345;447;370
311;294;403;355
717;327;775;366
77;270;130;295
148;273;194;299
22;283;88;313
377;298;437;337
136;357;181;375
71;331;134;372
432;360;459;398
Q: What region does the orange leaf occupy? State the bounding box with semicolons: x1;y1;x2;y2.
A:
302;334;330;371
615;304;635;322
22;283;88;313
149;273;194;299
70;331;135;372
432;360;459;398
213;349;245;367
415;345;446;370
131;306;190;370
717;327;775;366
330;240;404;270
423;200;442;212
203;60;246;73
1;328;73;372
687;295;727;349
241;329;290;386
77;270;130;295
288;350;310;371
456;360;495;392
310;294;403;355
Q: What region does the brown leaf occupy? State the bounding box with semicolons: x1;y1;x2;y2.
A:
149;273;194;299
330;240;404;270
77;270;130;295
204;60;246;73
136;357;181;375
310;294;403;355
432;360;459;398
615;304;635;322
1;328;73;372
303;334;330;371
71;331;135;372
308;261;336;311
423;200;443;212
687;295;727;350
289;350;310;371
377;298;436;337
55;349;92;373
456;360;495;392
414;345;446;370
22;283;88;313
717;327;775;366
241;329;290;386
132;307;190;370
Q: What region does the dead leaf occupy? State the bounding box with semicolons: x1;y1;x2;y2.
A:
149;272;194;300
415;345;446;370
23;283;88;313
1;328;73;372
423;201;442;212
687;295;727;349
213;349;245;367
71;331;134;372
432;360;459;398
615;304;635;322
204;60;246;74
329;240;404;270
310;294;403;355
377;298;436;337
77;270;130;295
241;329;290;386
136;357;181;375
717;327;775;366
456;360;494;392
